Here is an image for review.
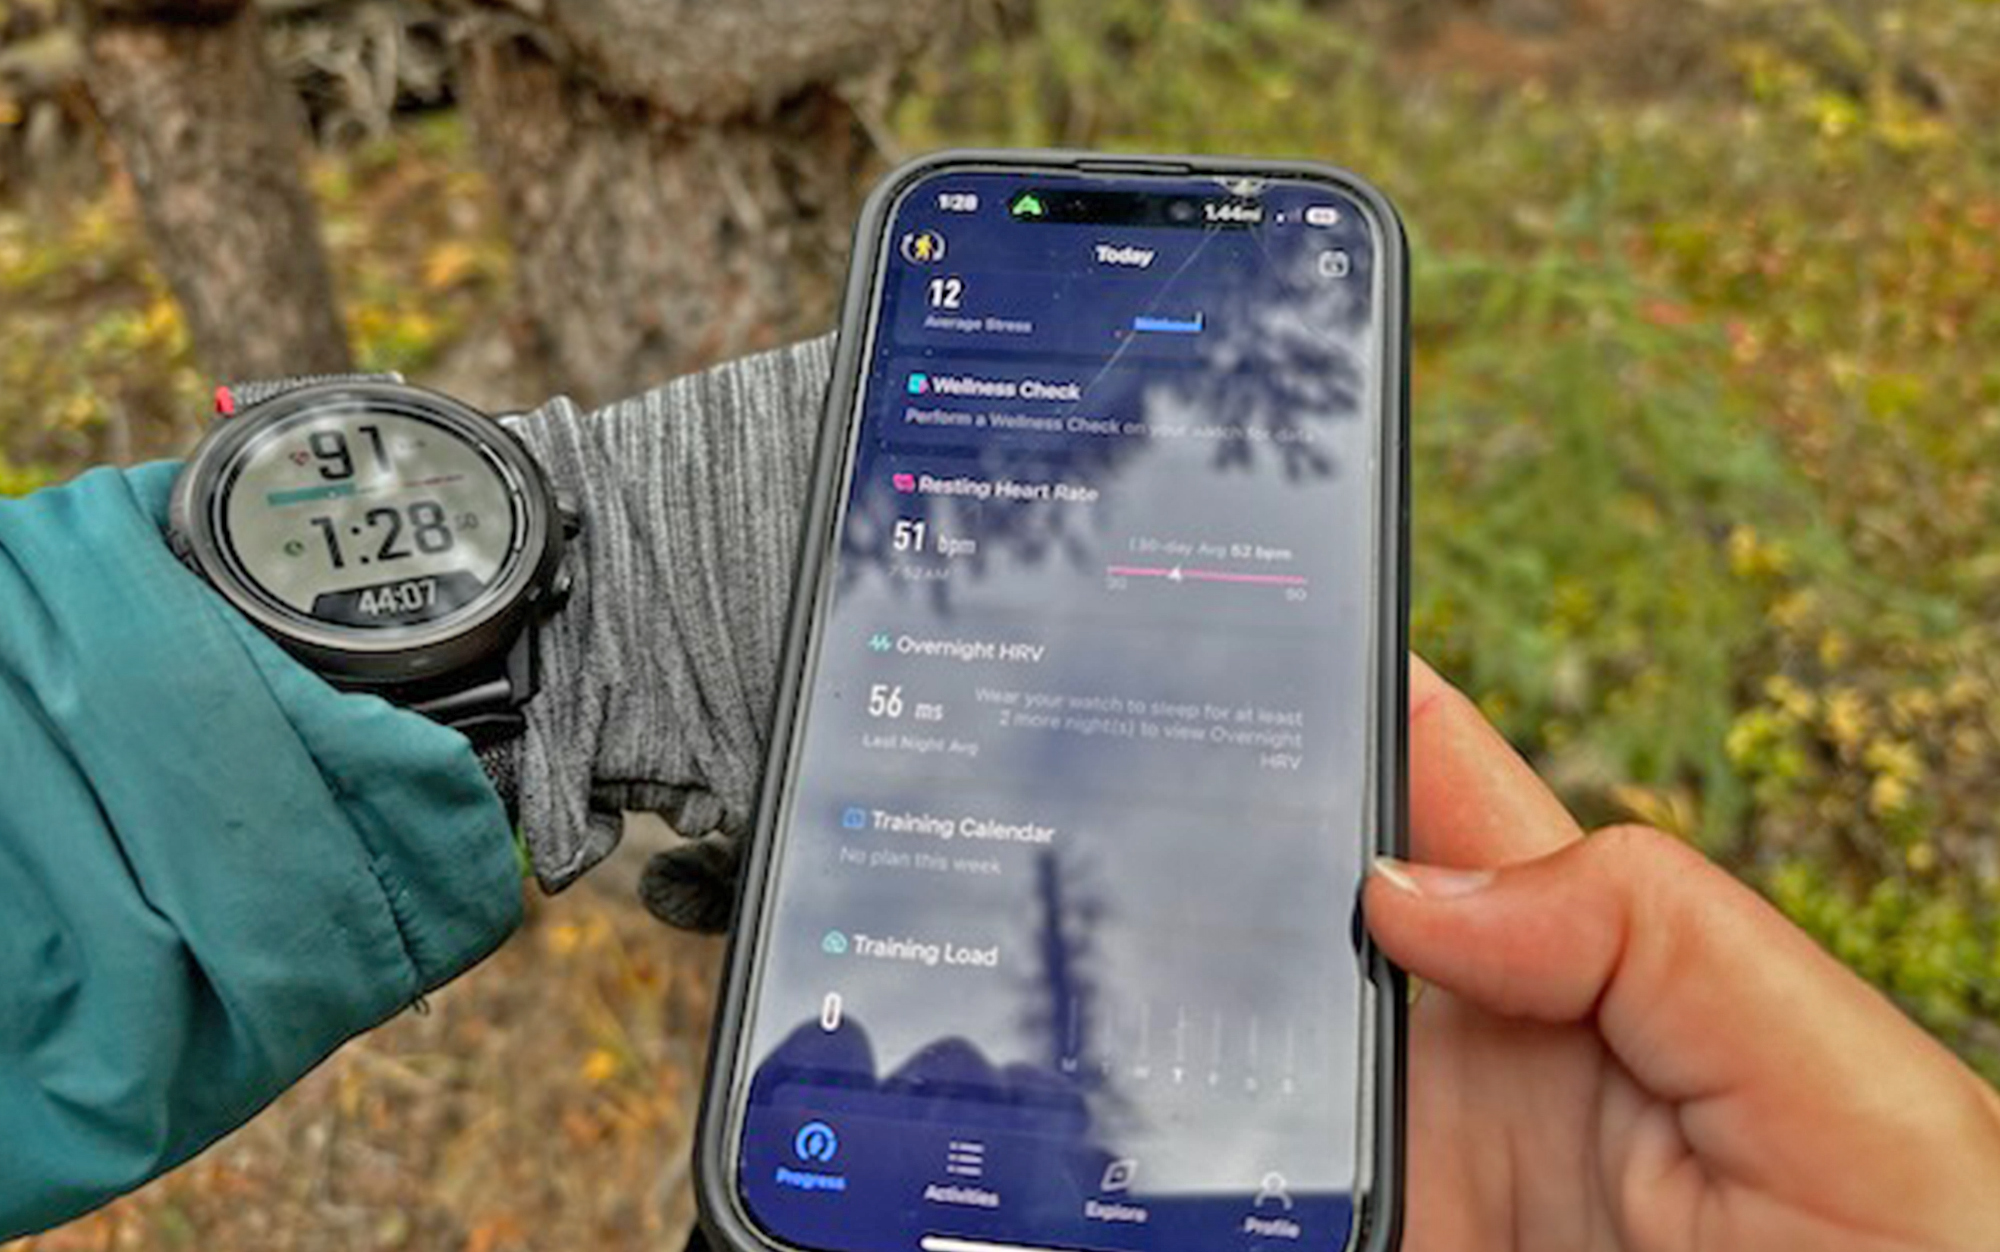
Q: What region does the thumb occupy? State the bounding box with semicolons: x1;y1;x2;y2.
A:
1365;827;2000;1208
1366;826;1935;1100
1368;827;1784;1042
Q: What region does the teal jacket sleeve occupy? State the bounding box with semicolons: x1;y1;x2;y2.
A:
0;463;523;1239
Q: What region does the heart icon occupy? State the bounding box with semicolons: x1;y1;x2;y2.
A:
892;473;916;493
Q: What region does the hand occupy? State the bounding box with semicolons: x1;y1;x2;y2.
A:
1366;658;2000;1251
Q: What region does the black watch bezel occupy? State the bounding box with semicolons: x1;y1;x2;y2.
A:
168;379;567;692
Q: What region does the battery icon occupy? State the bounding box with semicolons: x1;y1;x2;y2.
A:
1304;204;1342;228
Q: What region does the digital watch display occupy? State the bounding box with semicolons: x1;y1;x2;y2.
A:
169;376;572;738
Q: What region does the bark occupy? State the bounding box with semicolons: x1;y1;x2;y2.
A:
79;0;351;379
455;0;952;405
458;39;862;404
481;0;953;124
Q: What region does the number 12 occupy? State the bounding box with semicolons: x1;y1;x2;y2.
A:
927;276;964;310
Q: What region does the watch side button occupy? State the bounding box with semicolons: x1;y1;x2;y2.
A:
165;528;199;572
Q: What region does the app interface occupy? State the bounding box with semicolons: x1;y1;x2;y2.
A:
735;169;1385;1252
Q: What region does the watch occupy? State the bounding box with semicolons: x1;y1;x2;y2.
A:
166;373;576;745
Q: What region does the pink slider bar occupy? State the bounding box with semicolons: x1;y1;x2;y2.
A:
1105;564;1309;587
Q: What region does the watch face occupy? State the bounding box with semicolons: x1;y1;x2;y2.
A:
216;401;525;634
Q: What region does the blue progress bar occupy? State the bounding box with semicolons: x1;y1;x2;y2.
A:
1132;313;1205;334
266;482;356;507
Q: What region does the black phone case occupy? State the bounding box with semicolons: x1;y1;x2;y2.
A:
694;148;1411;1252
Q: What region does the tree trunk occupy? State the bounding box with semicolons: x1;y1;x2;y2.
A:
80;0;351;380
456;36;874;406
453;0;952;405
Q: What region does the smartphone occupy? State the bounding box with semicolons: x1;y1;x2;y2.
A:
698;150;1408;1252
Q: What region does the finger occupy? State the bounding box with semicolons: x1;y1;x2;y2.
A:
1407;655;1582;868
638;834;740;932
1365;831;2000;1224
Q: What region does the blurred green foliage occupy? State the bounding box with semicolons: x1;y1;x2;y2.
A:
0;113;503;485
0;0;1993;1078
899;0;2000;1074
0;193;184;490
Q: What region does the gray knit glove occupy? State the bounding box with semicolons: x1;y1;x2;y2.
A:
506;335;833;930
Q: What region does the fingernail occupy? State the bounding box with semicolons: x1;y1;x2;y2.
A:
1371;856;1422;894
1372;857;1494;899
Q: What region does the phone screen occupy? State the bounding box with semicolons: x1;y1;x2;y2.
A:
725;164;1395;1252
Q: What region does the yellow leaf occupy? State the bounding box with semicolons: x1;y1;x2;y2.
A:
581;1048;621;1086
1868;773;1910;817
423;241;480;292
545;921;584;957
1822;688;1869;753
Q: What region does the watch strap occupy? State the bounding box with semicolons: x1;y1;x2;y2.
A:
399;618;541;746
476;738;521;821
216;372;403;415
